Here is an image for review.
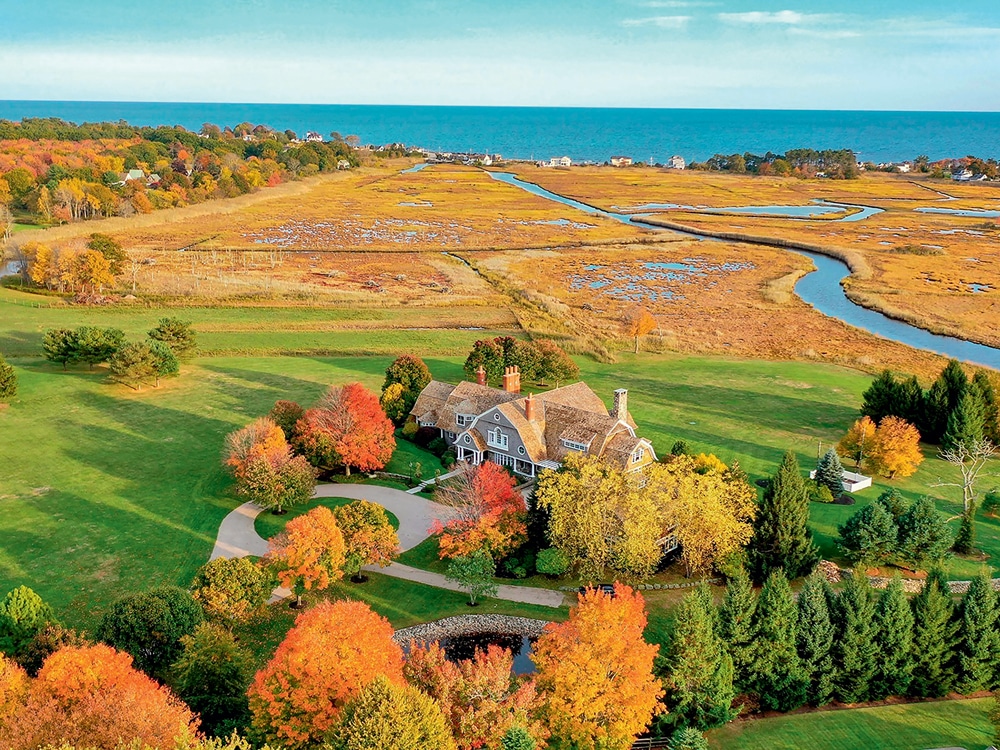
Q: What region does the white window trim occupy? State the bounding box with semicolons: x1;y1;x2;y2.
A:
487;427;508;450
632;447;645;463
561;438;588;452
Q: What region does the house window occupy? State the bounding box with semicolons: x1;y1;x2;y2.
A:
561;439;587;452
456;414;474;427
446;432;456;441
464;435;471;444
632;447;645;463
518;446;525;456
494;413;501;421
487;428;508;450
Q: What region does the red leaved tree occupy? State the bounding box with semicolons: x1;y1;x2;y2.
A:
248;599;405;747
405;642;544;749
266;506;346;608
2;644;198;750
225;417;316;513
532;584;664;750
432;462;527;560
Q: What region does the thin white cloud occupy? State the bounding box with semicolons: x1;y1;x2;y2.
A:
622;15;691;28
718;10;824;25
637;1;716;7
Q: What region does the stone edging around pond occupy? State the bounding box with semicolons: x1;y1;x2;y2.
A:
392;615;551;646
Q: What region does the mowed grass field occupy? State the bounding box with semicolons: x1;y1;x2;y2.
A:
708;698;995;750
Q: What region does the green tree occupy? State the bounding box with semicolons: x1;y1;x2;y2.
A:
748;451;818;582
861;369;904;423
445;551;498;606
659;585;735;730
897;497;951;567
463;338;506;384
898;375;926;426
148;317;197;359
0;586;56;658
96;585;204;679
327;675;455;750
268;400;304;440
955;570;1000;694
16;622;86;676
382;354;432;425
42;328;78;369
871;576;915;699
943;391;986;454
875;487;908;524
909;569;958;698
750;570;807;712
922;378;951;443
718;569;757;694
87;233;126;275
953;508;977;555
190;557;273;625
796;572;835;706
971;371;1000;443
837;503;897;568
108;340;159;390
500;726;537;750
171;622;253;738
0;355;16;401
832;574;877;704
74;326;126;369
149;340;179;385
815;449;844;500
670;727;710;750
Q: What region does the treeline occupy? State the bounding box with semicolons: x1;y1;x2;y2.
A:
689;148;860;179
0;117;358;225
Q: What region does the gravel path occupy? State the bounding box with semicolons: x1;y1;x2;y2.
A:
210;483;566;608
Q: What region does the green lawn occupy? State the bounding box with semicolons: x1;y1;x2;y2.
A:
707;698;995;750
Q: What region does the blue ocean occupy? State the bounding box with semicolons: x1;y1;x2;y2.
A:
1;100;998;164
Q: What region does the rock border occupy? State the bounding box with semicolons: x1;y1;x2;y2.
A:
392;615;551;645
817;559;1000;594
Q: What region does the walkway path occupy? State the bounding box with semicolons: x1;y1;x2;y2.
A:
210;483;565;608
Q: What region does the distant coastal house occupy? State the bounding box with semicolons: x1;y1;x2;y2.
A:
117;169;146;186
666;155;686;170
409;365;656;478
540;156;572;168
610;156;633;167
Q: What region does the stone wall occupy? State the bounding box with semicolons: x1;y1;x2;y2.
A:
392;614;551;645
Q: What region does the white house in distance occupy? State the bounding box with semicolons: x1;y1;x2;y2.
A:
539;156;572;168
610;155;634;167
409;366;656;478
666;155;686;170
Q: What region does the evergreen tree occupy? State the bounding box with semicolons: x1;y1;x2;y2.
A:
815;449;845;500
748;451;819;582
795;572;836;706
0;354;16;401
943;391;986;453
910;569;958;698
955;570;1000;694
971;371;1000;444
897;497;951;568
871;577;915;699
837;503;897;568
953;508;977;555
921;378;951;443
718;569;757;695
861;369;904;423
0;586;57;658
750;570;807;712
500;727;536;750
875;487;909;525
832;574;877;704
899;375;925;426
42;328;79;369
659;584;736;730
670;727;710;750
940;359;970;410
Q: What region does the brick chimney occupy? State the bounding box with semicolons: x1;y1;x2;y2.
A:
476;365;487;386
525;393;537;421
502;366;521;393
612;388;628;421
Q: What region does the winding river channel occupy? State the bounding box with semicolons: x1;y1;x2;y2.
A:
487;170;1000;370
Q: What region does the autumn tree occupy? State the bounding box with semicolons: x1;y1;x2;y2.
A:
867;416;924;479
268;399;305;441
433;461;528;560
0;654;28;729
327;675;455;750
171;622;253;737
534;339;579;385
15;623;87;677
380;382;411;427
405;642;543;748
225;418;317;514
333;500;399;581
266;506;346;607
87;233;127;275
190;556;274;624
96;586;204;680
535;453;662;580
382;355;432;426
296;383;396;475
837;416;877;470
248;600;404;747
0;355;16;402
624;307;657;354
464;338;506;384
532;584;664;750
148;317;197;359
3;644;198;750
0;586;56;659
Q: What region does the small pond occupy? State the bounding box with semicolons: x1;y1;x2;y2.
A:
437;631;536;675
915;207;1000;218
401;162;431;174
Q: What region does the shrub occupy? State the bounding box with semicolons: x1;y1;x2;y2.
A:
0;355;17;401
670;440;690;456
806;479;835;504
983;489;1000;517
535;547;570;576
413;426;438;448
401;419;419;440
190;557;273;624
427;437;448;457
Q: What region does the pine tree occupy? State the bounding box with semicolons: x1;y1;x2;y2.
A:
875;487;909;525
953;508;977;555
0;355;16;402
660;584;736;730
897;497;952;568
750;570;807;712
899;375;925;426
718;569;757;695
816;449;845;500
837;503;898;568
971;371;1000;444
861;370;904;423
748;451;819;582
910;569;958;698
670;727;710;750
832;574;877;704
871;577;915;700
921;378;951;443
955;570;1000;694
796;572;836;706
943;391;986;453
940;359;970;410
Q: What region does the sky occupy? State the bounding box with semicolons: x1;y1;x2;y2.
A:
2;0;999;110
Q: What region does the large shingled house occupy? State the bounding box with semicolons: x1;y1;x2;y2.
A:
409;365;656;478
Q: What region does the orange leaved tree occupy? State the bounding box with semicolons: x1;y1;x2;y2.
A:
432;461;527;560
266;506;346;608
405;641;544;749
225;417;316;514
317;382;396;476
624;307;657;355
2;644;198;750
836;415;877;470
868;415;925;479
532;584;664;750
248;599;405;748
0;655;28;729
333;500;399;582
